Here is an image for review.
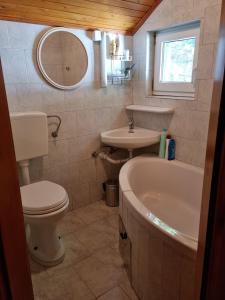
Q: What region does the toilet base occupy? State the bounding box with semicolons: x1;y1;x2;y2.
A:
24;199;69;267
30;248;65;267
26;220;65;267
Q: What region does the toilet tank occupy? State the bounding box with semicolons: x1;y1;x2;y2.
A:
10;112;48;162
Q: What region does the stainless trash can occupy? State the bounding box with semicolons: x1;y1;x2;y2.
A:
105;179;119;207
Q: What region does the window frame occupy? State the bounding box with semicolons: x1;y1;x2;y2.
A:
153;25;200;98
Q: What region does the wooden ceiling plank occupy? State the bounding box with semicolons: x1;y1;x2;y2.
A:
123;0;155;4
0;2;136;29
0;0;141;23
139;0;156;5
0;0;161;35
0;1;133;31
131;0;162;34
0;11;130;33
50;0;145;17
86;0;149;12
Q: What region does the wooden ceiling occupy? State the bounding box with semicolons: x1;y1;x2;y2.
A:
0;0;162;35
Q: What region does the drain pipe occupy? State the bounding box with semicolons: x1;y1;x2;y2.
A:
92;149;133;165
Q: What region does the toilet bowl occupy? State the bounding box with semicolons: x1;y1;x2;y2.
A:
21;180;69;266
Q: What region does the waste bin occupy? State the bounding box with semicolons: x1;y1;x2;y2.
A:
104;179;119;207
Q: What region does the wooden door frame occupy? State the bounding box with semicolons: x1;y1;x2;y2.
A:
195;1;225;299
0;59;34;299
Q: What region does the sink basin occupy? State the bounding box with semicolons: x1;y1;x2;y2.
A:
101;127;160;149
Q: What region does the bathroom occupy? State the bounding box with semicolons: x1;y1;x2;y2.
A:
0;0;224;299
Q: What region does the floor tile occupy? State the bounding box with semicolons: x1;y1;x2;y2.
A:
92;246;124;268
29;256;46;275
34;266;95;300
32;270;50;299
73;201;118;225
31;201;136;300
119;273;139;300
97;200;119;215
75;255;125;297
46;233;91;275
97;286;130;300
107;214;119;231
74;218;119;253
58;210;86;235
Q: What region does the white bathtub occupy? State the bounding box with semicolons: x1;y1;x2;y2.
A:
119;155;204;251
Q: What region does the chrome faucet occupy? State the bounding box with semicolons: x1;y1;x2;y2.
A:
128;116;134;133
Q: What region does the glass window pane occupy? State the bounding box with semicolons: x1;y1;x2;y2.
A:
160;38;196;83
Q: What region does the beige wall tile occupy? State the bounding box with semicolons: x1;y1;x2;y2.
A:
14;83;44;111
203;5;221;44
90;180;104;202
78;159;96;184
0;49;28;83
42;84;65;113
72;182;91;209
25;49;43;84
5;84;18;112
133;0;221;168
0;21;10;48
0;20;132;210
64;87;85;111
197;44;216;79
77;109;97;136
8;22;45;49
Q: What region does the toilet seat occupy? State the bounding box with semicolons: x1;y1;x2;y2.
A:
21;181;69;215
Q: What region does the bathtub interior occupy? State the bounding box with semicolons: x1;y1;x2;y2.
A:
125;158;204;241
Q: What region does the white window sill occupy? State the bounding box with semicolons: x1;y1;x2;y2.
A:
147;95;196;101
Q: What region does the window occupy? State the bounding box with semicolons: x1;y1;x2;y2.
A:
153;24;200;98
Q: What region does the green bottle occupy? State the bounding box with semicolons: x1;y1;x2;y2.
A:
159;128;167;158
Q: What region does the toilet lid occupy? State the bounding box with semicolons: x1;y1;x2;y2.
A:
21;181;68;215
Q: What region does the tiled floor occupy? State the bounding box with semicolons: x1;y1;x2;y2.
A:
31;201;138;300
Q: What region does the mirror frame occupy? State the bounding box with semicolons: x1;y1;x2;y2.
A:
37;27;89;90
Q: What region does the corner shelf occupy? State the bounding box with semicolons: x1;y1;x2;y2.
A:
107;55;134;85
126;105;174;114
110;54;133;61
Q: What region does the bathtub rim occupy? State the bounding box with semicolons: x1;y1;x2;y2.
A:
119;155;204;251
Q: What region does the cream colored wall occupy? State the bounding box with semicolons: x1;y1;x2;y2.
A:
133;0;222;167
0;0;221;210
0;21;132;210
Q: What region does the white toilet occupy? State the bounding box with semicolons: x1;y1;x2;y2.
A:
10;112;69;266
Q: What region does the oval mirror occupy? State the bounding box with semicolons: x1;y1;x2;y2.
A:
37;28;88;90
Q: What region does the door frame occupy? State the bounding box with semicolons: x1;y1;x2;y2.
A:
0;59;34;299
195;1;225;299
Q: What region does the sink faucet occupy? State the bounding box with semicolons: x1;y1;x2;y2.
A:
128;115;134;133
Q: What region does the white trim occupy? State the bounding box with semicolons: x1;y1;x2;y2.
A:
149;95;196;101
153;90;195;98
37;27;89;90
153;25;200;96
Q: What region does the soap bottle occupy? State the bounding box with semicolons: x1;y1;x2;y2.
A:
159;128;167;158
165;134;171;160
168;138;176;160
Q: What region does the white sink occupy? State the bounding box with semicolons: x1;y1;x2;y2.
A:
101;127;160;149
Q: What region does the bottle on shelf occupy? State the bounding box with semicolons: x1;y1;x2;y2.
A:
159;128;167;158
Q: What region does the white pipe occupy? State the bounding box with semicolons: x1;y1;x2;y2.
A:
19;160;31;185
100;32;107;87
98;151;132;165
